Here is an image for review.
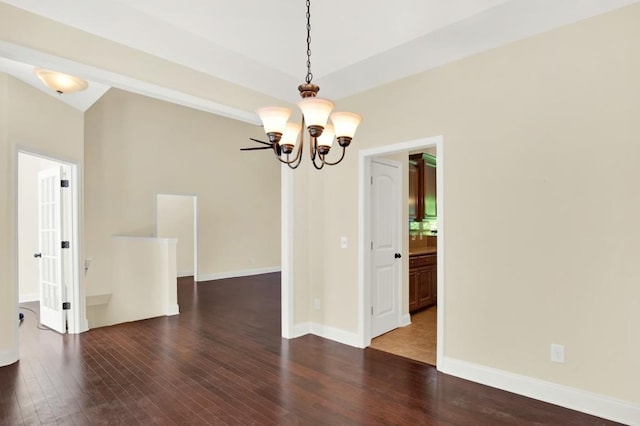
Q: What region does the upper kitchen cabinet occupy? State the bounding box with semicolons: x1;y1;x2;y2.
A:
409;156;421;221
409;153;437;221
422;154;437;219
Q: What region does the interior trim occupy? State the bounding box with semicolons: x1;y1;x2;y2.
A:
441;357;640;425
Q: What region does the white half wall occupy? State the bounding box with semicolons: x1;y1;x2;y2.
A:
86;236;178;328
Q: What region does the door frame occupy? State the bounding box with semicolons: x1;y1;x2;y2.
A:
369;157;403;338
15;148;86;335
358;135;444;369
155;193;199;282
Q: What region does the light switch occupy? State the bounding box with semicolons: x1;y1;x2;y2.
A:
340;237;347;249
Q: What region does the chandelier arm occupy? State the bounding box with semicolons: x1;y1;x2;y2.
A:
288;141;305;168
311;155;325;170
319;146;347;166
287;158;303;169
273;151;301;167
309;134;323;164
281;151;303;169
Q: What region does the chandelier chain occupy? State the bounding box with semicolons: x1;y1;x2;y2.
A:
305;0;313;84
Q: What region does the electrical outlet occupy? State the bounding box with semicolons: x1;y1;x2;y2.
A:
550;344;565;363
314;298;321;310
340;237;347;248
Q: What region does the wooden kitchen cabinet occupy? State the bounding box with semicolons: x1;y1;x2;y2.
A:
408;157;420;221
409;253;437;312
408;153;437;221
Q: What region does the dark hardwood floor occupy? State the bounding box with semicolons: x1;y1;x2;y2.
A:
2;273;618;425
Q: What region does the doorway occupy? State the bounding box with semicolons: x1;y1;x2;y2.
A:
17;151;84;335
359;135;444;369
156;194;198;281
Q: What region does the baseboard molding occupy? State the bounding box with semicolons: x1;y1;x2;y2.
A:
290;321;363;348
400;313;411;327
197;266;281;282
0;347;19;367
165;304;180;316
441;357;640;425
18;293;39;303
292;322;311;338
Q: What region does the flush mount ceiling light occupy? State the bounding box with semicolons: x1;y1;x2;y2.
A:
241;0;362;170
34;68;89;94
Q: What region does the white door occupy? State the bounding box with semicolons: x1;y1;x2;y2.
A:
37;166;66;333
370;159;402;338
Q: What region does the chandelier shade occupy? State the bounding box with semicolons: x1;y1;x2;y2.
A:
331;112;362;141
280;122;303;152
256;106;291;138
241;0;362;169
297;98;335;134
316;124;335;148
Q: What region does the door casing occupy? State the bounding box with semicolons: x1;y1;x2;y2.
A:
15;149;87;339
358;136;444;369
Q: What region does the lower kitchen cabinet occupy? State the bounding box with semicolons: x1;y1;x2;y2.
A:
409;253;437;313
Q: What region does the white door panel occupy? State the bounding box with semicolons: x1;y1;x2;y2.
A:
371;159;401;338
37;166;66;333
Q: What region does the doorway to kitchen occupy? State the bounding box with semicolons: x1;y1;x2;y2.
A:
359;135;444;369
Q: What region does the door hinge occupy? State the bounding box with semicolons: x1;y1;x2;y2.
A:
61;241;70;249
62;302;71;310
371;306;374;316
61;179;69;188
371;176;373;185
371;241;373;250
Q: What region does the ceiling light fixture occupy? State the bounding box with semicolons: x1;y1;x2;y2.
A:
242;0;362;170
34;68;88;94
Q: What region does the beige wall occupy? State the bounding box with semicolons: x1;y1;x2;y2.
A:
294;4;640;404
157;194;195;276
84;89;280;303
0;75;84;365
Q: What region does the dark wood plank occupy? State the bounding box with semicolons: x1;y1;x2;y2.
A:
1;273;620;425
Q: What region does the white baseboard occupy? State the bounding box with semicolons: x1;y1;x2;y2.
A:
290;321;363;348
177;270;194;278
441;357;640;425
400;313;411;327
165;304;180;316
19;293;39;303
0;347;19;367
197;266;281;282
292;322;311;338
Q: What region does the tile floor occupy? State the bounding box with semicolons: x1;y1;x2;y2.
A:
369;306;437;365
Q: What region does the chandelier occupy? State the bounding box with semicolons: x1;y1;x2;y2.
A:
242;0;362;170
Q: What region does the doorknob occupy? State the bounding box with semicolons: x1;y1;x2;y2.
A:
33;253;42;258
394;253;402;259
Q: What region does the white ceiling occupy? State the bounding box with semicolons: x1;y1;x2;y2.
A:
1;0;638;113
